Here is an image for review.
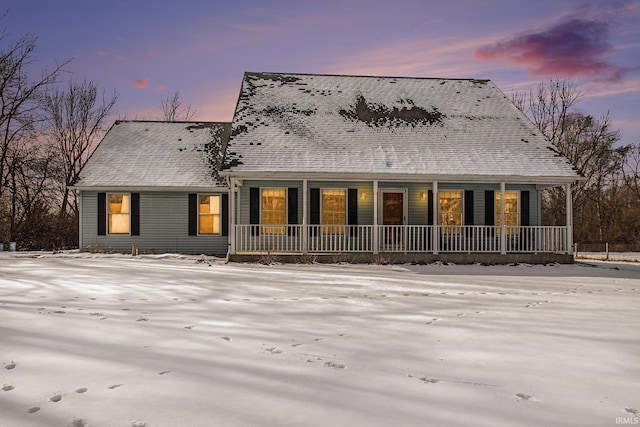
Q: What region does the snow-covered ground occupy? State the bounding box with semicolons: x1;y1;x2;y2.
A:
1;253;638;427
576;252;640;262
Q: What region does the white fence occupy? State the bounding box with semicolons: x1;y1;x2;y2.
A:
234;225;569;254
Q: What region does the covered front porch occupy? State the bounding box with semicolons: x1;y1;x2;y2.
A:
232;224;570;255
227;179;575;263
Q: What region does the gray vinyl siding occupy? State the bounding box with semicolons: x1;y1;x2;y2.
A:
237;180;540;227
240;180;374;225
81;191;228;255
455;183;540;226
239;180;302;225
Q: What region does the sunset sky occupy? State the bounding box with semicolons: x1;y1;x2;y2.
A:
4;0;640;146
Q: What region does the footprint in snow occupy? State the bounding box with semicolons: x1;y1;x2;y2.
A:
71;419;87;427
221;336;231;341
28;407;40;413
108;384;124;389
184;325;194;329
516;393;532;401
136;318;148;322
323;361;346;369
2;385;15;391
158;371;171;375
50;394;62;402
4;361;16;370
75;387;88;394
131;422;148;427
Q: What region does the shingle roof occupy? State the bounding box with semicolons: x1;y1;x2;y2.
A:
223;72;581;182
73;121;230;190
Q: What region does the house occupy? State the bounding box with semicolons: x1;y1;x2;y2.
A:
72;121;231;254
74;72;582;263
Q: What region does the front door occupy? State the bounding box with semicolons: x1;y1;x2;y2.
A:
382;191;405;247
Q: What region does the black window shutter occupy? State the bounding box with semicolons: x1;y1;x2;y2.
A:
427;190;434;225
464;190;474;226
521;191;530;226
222;193;229;236
309;188;320;237
131;193;140;236
348;188;358;236
188;193;197;236
310;189;320;224
97;193;106;236
249;187;260;236
288;188;298;224
287;188;298;236
484;190;495;226
249;188;260;224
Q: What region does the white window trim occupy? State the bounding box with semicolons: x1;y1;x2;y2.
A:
439;189;465;226
320;188;347;223
107;192;131;236
321;188;347;234
261;187;287;234
495;190;521;227
198;193;222;236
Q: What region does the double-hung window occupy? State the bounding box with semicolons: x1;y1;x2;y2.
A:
496;191;519;234
108;193;130;234
199;194;221;235
439;191;463;233
321;189;346;234
262;188;286;234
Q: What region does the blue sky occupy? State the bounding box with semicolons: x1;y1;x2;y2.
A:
4;0;639;146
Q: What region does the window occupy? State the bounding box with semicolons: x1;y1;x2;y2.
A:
108;193;130;234
496;191;519;233
262;188;286;234
199;194;221;234
322;189;346;234
439;191;463;233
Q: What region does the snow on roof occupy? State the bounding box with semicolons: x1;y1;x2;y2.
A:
223;72;581;180
74;121;230;189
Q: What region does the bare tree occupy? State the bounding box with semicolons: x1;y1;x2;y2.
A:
526;79;583;145
622;143;640;200
0;13;70;242
159;90;195;121
43;77;117;216
513;79;630;244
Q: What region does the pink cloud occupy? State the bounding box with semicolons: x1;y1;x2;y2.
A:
475;17;635;82
97;50;125;62
147;46;157;57
156;84;168;91
132;78;149;89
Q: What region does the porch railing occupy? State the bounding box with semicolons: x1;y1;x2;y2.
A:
234;225;569;254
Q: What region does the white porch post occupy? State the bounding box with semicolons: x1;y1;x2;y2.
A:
229;178;236;255
373;180;379;254
302;179;308;254
78;191;83;250
566;182;573;254
500;182;506;255
432;181;439;255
